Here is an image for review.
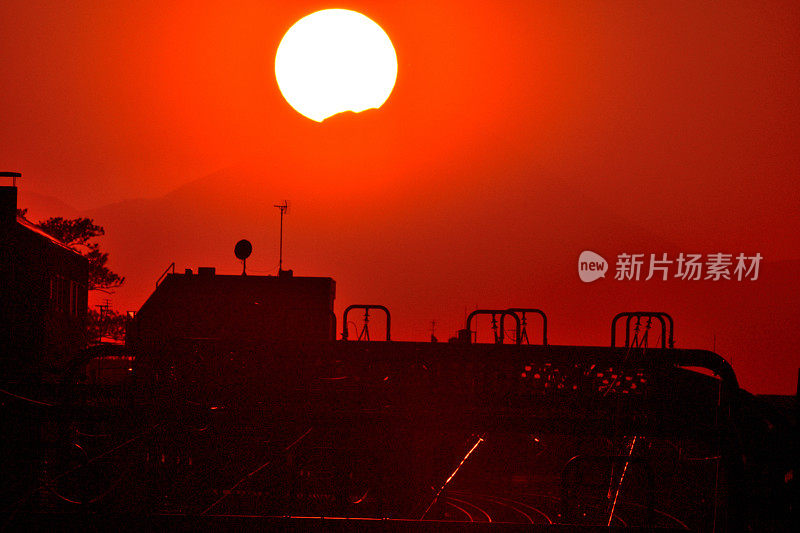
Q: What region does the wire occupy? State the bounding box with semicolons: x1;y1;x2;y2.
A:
201;427;313;515
0;386;55;407
603;316;654;397
421;434;485;519
247;263;280;274
607;436;637;526
2;422;160;527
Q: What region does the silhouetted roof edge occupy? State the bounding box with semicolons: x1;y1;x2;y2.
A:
15;215;85;257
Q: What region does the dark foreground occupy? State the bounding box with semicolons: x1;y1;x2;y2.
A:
1;340;797;531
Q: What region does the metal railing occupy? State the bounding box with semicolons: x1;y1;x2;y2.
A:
155;262;175;288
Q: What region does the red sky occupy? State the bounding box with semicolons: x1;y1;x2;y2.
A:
2;1;799;394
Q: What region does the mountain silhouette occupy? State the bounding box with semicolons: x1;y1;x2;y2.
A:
14;140;798;395
35;162;791;394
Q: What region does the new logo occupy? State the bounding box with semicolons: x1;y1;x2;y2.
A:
578;251;608;282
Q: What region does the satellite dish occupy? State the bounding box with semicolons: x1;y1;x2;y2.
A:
234;239;252;275
234;239;252;260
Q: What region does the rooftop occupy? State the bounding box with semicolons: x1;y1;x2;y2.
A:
15;214;83;256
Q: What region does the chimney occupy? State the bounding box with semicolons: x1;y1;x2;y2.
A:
0;172;22;227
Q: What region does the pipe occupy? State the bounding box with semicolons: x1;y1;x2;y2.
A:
611;311;674;349
342;304;391;341
507;308;548;345
466;309;521;345
624;313;667;349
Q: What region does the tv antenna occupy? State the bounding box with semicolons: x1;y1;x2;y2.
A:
234;239;252;275
274;200;289;273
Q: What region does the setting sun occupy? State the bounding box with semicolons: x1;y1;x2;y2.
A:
274;9;398;122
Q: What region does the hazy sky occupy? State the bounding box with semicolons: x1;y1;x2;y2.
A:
2;1;799;393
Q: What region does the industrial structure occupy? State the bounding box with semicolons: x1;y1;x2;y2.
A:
128;266;335;348
0;233;796;531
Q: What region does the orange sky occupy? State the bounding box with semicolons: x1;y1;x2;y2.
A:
2;1;799;394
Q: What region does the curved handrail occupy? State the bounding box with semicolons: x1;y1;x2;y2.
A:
342;305;391;341
507;308;548;345
624;314;666;348
466;309;521;345
155;262;176;288
611;311;674;349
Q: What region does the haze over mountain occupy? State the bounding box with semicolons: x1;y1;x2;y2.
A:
19;139;797;395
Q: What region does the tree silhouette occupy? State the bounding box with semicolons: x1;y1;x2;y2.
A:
87;308;127;343
36;216;125;292
15;210;127;342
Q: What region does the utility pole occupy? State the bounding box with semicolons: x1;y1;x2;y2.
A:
95;299;112;342
96;299;111;316
274;201;288;273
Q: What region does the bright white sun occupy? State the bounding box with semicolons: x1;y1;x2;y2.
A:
275;9;398;122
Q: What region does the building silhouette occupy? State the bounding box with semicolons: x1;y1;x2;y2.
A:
0;175;88;379
128;267;335;354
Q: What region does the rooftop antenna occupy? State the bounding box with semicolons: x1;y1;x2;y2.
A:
234;239;252;275
274;200;289;273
